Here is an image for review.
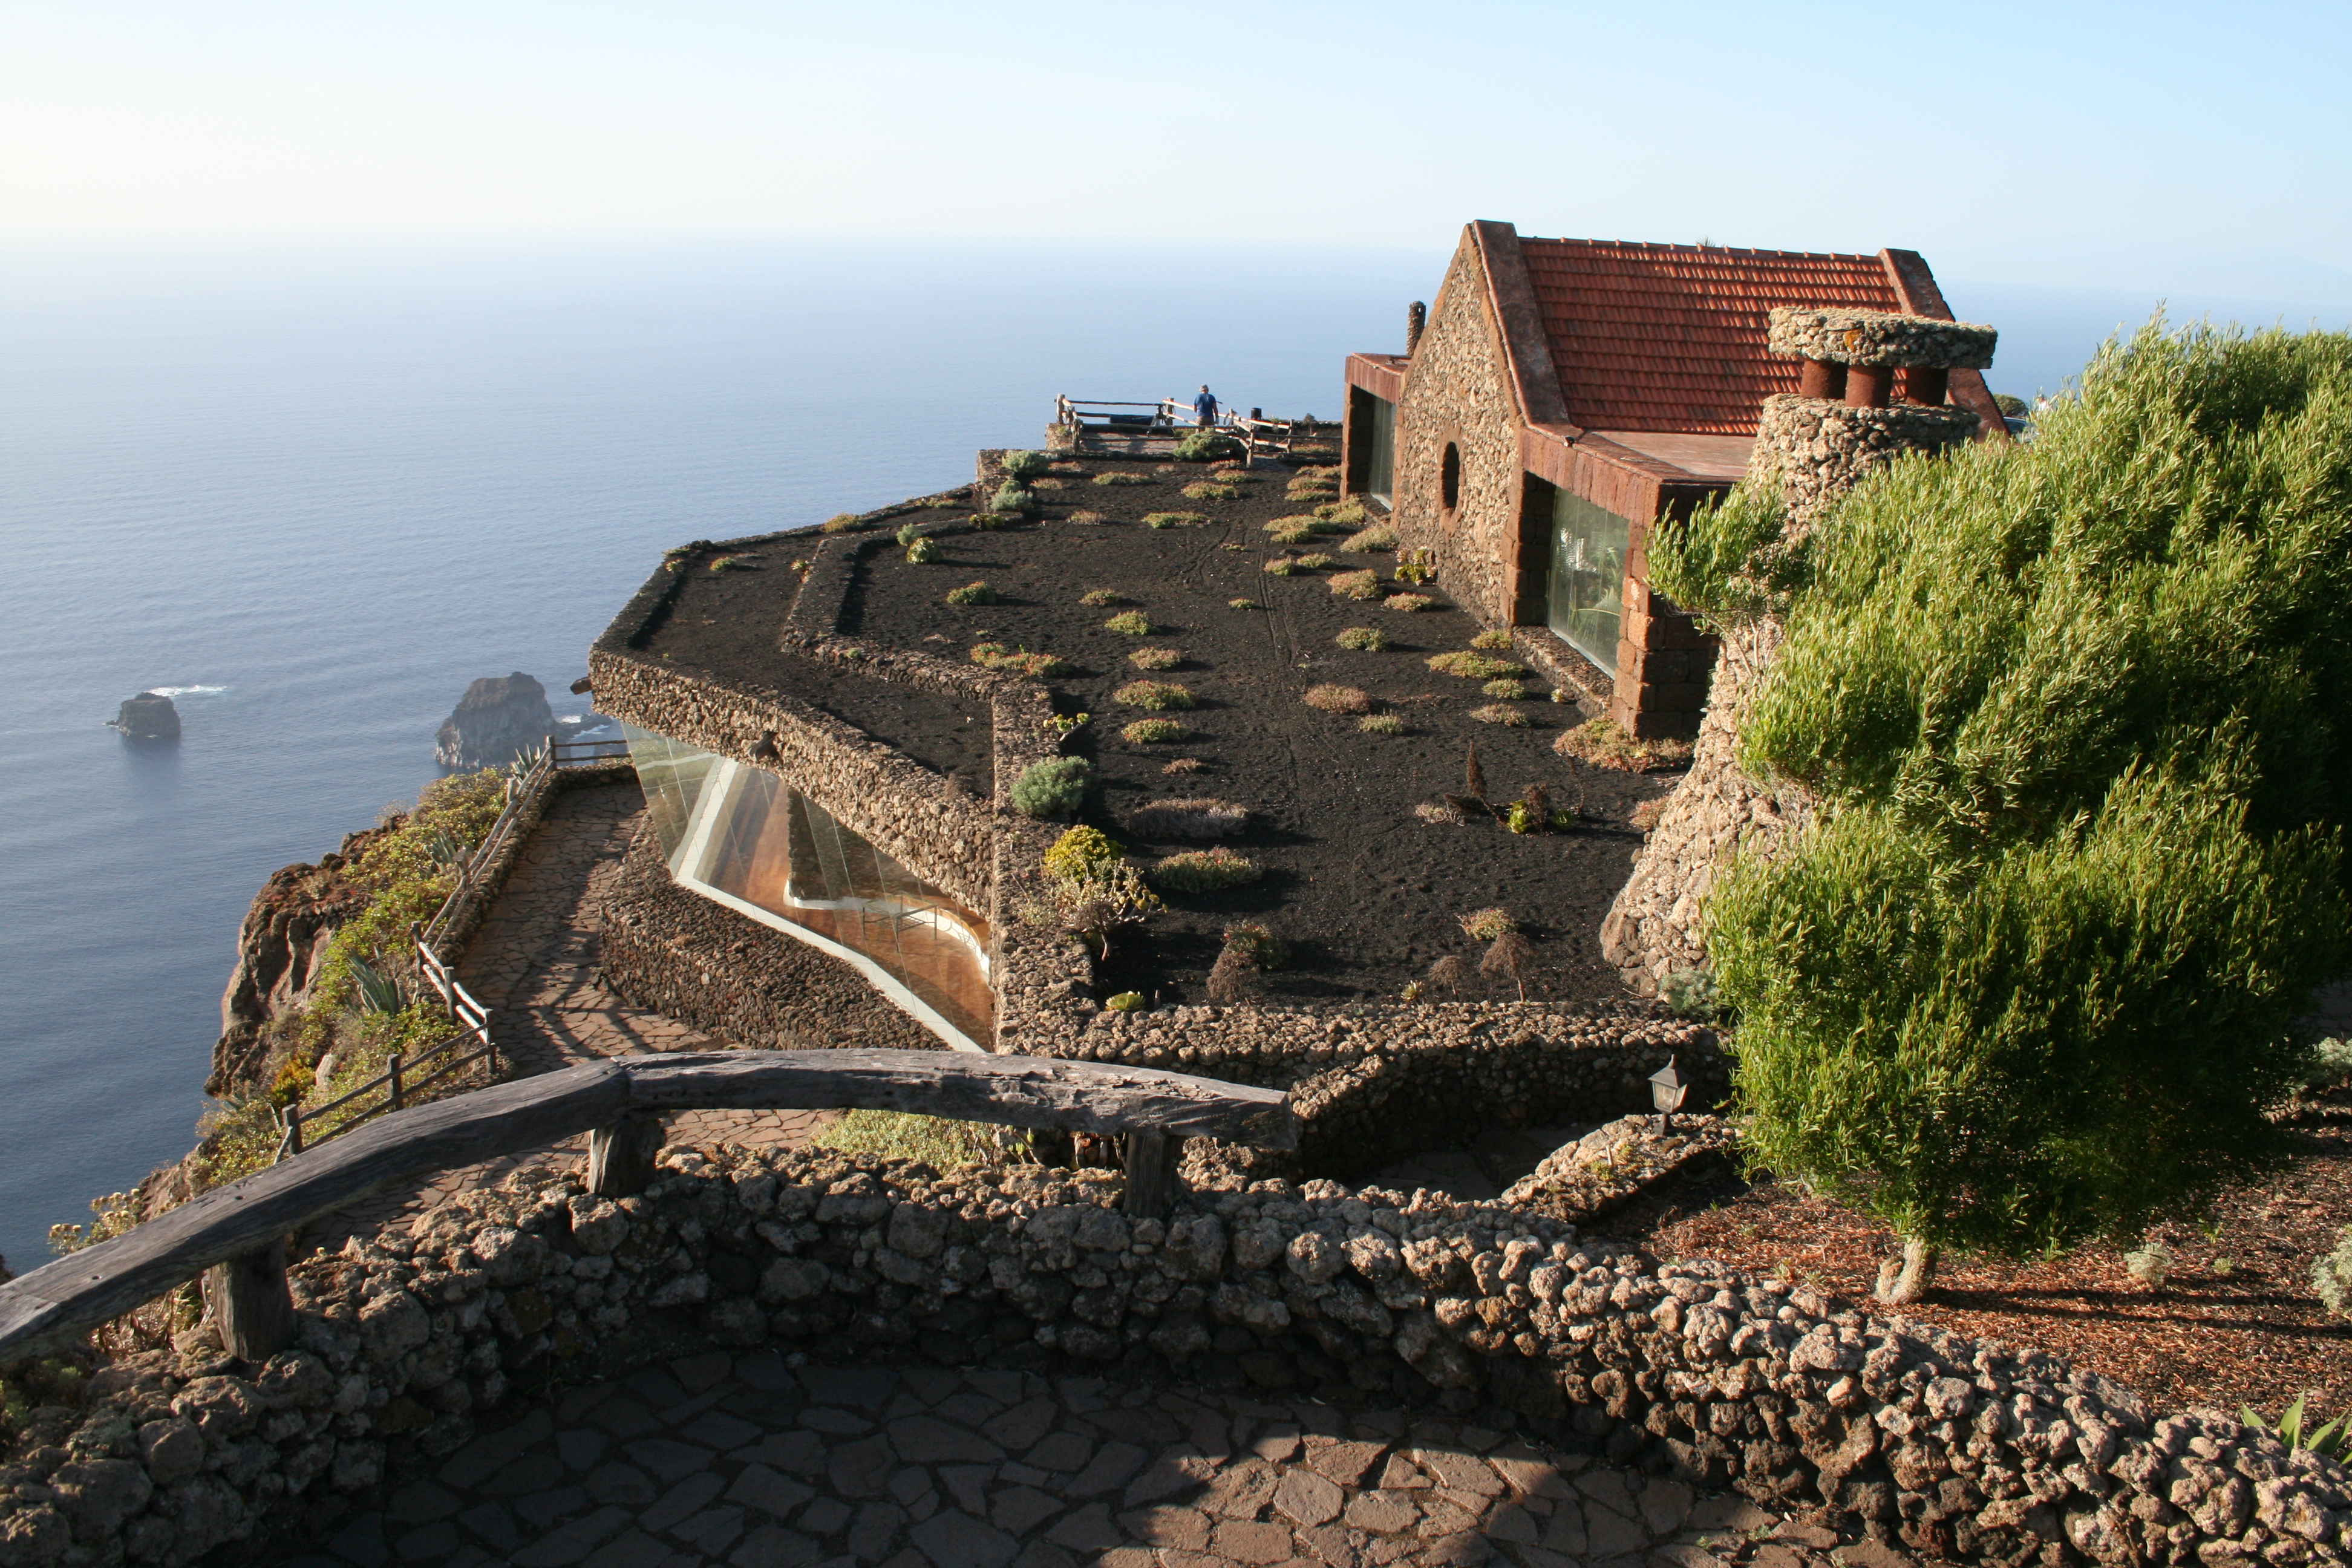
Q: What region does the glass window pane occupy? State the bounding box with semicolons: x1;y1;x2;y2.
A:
1547;490;1632;675
1366;396;1396;506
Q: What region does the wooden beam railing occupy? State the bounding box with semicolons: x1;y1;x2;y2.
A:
0;1050;1293;1365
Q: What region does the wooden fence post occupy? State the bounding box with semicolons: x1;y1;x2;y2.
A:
587;1116;664;1197
1121;1131;1181;1219
203;1239;294;1362
389;1054;404;1111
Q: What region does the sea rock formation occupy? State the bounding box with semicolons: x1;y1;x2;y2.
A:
434;673;553;768
208;828;386;1096
108;691;180;741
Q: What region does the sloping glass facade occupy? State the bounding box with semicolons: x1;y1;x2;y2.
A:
1546;489;1632;675
622;724;992;1050
1365;394;1397;506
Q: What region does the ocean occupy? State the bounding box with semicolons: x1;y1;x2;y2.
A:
0;236;2321;1272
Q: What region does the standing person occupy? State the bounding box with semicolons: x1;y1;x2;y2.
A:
1194;384;1219;428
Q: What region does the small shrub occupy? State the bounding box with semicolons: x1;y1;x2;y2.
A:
1206;946;1259;1003
1329;569;1384;600
1132;797;1248;838
1428;651;1524;679
1266;514;1338;535
970;644;1068;677
1080;589;1131;606
1000;450;1050;479
969;512;1016;530
1162;756;1205;774
811;1109;1022;1170
896;522;924;546
1048;460;1083;474
1223;920;1287;970
2314;1226;2352;1317
1415;800;1465;825
1183;482;1241;501
1554;717;1693;772
1174;430;1243;462
1662;965;1722;1021
1472;703;1529;726
1335;626;1388;652
1042;711;1090;736
1151;847;1261;893
1629;797;1668;832
1387;593;1436;613
1103;610;1154;635
1229;598;1263;610
1115;681;1195;710
1286;479;1337;500
1460;907;1515;941
1359;714;1407;736
1303;684;1372;714
1030;477;1065;491
1010;757;1091;818
1263;559;1299;577
905;537;939;564
1145;511;1210;529
708;554;755;572
822;513;866;533
991;482;1036;515
1313;500;1367;525
1471;629;1514;650
945;581;996;606
1093;471;1154;488
1105;991;1148;1012
1483;678;1529;700
1344;524;1399;552
1068;510;1106;525
1481;931;1538;1000
1264;520;1319;545
1428;954;1470;994
1394;548;1436;584
1043;825;1125;884
2124;1240;2177;1290
1295;553;1336;570
1122;719;1191;743
1128;647;1183;671
2301;1037;2352;1093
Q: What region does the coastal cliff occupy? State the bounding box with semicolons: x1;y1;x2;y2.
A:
207;828;386;1097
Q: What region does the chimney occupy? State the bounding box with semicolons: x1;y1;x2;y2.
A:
1405;301;1426;356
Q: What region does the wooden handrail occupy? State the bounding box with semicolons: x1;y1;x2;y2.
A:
0;1049;1293;1364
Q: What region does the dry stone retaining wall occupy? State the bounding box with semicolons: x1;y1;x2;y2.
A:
6;1147;2342;1568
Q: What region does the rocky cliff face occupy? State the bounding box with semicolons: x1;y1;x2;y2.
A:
434;673;554;768
108;691;180;741
208;828;387;1097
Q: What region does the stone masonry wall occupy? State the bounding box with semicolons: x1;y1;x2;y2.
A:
1393;237;1529;629
7;1146;2342;1568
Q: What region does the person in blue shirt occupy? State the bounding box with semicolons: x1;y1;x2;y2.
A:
1194;385;1219;428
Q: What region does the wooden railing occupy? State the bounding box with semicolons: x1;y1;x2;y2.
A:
0;1050;1295;1364
1052;397;1323;468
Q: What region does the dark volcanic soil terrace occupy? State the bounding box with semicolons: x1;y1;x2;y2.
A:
829;455;1678;1007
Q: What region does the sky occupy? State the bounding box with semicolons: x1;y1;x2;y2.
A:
5;1;2351;312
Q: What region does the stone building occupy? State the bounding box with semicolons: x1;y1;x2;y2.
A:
1340;221;2006;737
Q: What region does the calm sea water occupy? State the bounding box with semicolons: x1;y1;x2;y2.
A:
0;237;2325;1271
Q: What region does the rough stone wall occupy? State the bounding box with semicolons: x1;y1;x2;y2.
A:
9;1147;2342;1568
596;820;944;1054
1393;238;1529;629
1601;399;1978;991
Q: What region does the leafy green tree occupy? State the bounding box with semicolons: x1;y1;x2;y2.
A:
1655;321;2352;1297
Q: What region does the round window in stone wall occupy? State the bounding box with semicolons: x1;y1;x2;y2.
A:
1440;443;1461;514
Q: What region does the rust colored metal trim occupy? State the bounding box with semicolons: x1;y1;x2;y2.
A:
1469;220;1572;428
1880;248;2010;442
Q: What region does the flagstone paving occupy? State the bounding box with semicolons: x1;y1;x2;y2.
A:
275;1351;1793;1568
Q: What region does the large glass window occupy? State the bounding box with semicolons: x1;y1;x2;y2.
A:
1546;489;1632;675
622;724;992;1050
1365;394;1396;506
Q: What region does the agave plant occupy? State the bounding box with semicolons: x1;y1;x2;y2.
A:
347;954;405;1016
2239;1393;2349;1459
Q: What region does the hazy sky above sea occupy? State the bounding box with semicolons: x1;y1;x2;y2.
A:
5;0;2350;313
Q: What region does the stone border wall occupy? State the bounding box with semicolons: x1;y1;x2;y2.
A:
10;1146;2341;1568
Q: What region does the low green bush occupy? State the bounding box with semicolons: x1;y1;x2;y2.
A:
1122;718;1191;743
1103;610;1154;635
1127;647;1183;670
1115;681;1195;711
1093;472;1154;488
1151;847;1261;893
821;514;866;534
905;537;939;564
945;581;995;605
1183;482;1240;501
1145;511;1209;529
1328;569;1384;601
1471;703;1529;726
969;644;1068;677
1336;626;1388;652
811;1109;1024;1170
1042;825;1124;883
1174;430;1244;462
999;450;1050;479
991;482;1036;515
1344;524;1399;552
1010;757;1092;817
1358;714;1407;736
1428;651;1523;679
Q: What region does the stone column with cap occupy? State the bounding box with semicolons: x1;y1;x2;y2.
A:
1601;307;1997;995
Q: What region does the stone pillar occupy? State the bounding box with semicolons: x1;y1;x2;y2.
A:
1601;307;1994;994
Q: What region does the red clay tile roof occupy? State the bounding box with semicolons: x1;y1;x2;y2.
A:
1518;239;1903;435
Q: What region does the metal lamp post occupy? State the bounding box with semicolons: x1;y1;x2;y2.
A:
1648;1056;1688;1136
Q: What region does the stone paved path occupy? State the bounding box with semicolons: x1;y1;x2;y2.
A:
279;1351;1787;1568
305;783;831;1253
